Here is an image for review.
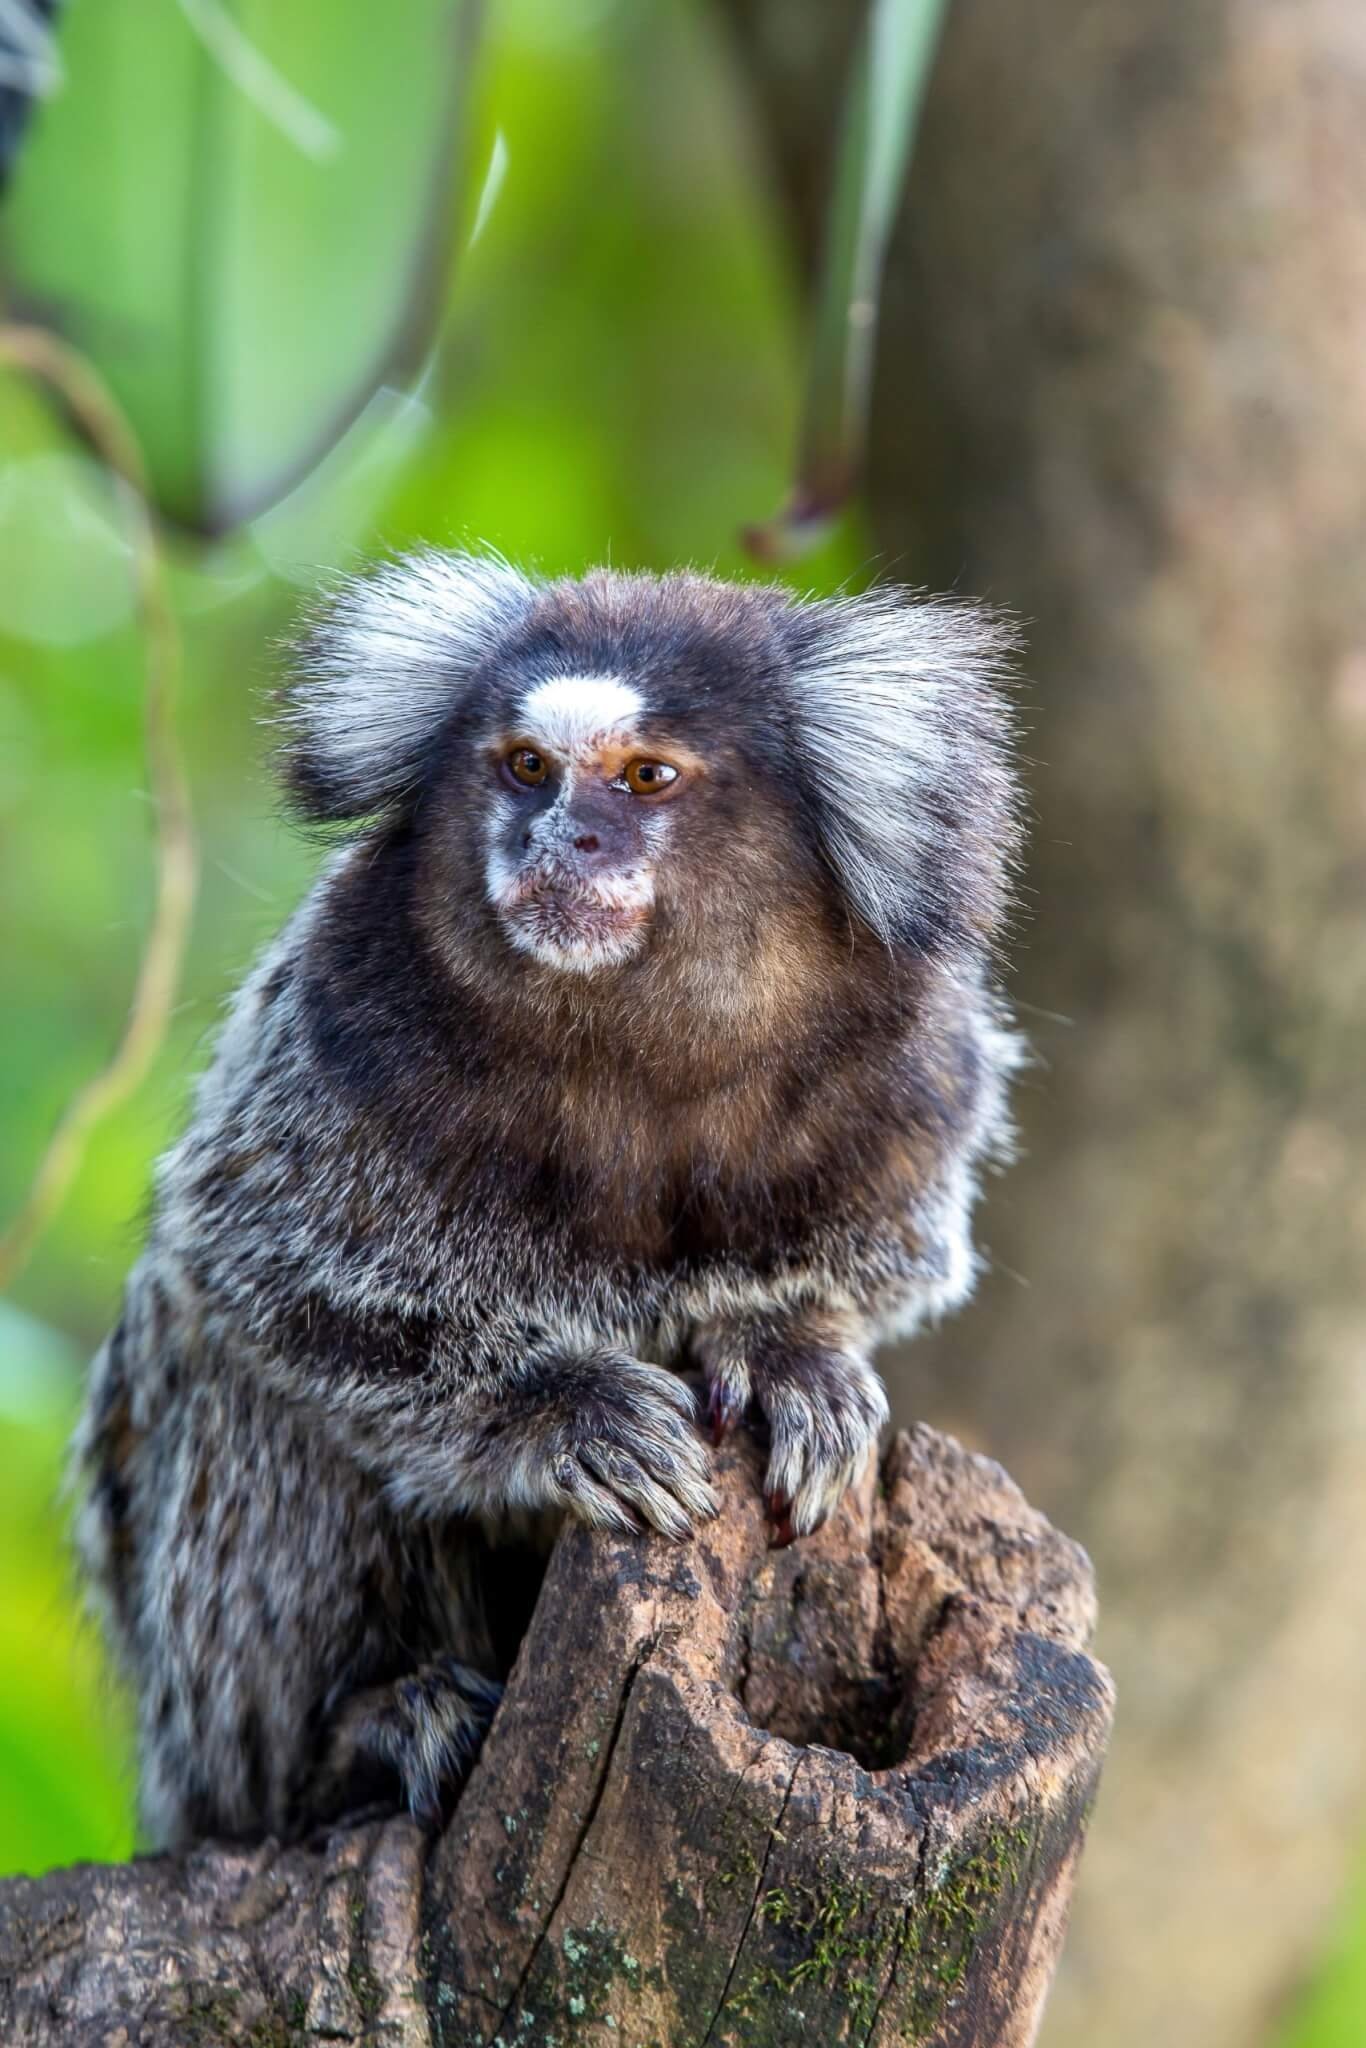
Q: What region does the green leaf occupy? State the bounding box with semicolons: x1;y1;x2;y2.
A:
746;0;948;561
1;0;481;530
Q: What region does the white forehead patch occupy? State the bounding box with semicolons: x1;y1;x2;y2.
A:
519;673;642;756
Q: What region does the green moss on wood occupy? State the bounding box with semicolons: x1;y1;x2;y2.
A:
698;1824;1033;2046
899;1826;1031;2041
719;1874;901;2042
496;1916;663;2045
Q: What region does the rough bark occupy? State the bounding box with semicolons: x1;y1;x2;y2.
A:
725;3;1366;2044
0;1427;1111;2046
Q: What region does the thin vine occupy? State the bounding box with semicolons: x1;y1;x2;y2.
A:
0;322;196;1289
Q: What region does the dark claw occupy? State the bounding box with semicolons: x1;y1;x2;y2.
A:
765;1490;795;1548
708;1381;745;1447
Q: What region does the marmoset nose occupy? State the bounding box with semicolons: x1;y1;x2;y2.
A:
554;786;641;870
566;827;618;869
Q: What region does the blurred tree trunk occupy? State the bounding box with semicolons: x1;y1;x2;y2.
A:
726;3;1366;2045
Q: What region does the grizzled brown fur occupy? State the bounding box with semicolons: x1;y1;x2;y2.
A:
74;556;1023;1847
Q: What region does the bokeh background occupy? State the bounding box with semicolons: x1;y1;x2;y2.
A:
2;5;1363;2047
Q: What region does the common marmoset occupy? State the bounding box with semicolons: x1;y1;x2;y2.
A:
75;554;1022;1847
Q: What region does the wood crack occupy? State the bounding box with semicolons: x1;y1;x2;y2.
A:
699;1755;803;2047
491;1631;661;2040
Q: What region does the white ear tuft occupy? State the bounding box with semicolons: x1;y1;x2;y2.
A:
277;549;539;822
784;587;1022;957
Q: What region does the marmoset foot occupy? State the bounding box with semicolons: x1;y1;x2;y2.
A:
323;1657;503;1827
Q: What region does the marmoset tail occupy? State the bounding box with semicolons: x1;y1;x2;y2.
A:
74;554;1024;1847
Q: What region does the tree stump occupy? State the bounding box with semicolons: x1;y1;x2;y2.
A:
0;1426;1112;2046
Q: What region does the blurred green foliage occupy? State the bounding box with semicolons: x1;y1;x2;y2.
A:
1282;1873;1366;2048
3;2;473;527
0;1305;133;1872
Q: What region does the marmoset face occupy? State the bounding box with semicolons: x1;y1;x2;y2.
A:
480;674;714;973
282;554;1019;999
406;571;848;992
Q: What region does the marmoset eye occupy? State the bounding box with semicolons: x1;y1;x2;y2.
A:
619;759;679;795
505;748;550;788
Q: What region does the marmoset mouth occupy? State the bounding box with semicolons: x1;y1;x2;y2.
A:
499;878;652;967
494;862;654;967
512;892;647;941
